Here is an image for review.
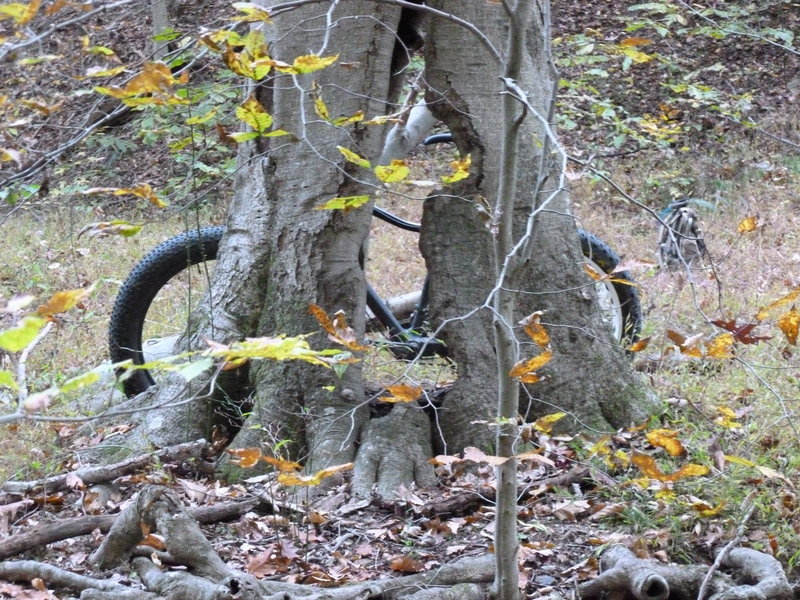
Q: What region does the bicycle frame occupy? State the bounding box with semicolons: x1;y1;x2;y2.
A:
363;132;455;359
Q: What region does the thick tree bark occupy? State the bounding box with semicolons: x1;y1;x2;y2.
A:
220;2;405;479
421;1;659;454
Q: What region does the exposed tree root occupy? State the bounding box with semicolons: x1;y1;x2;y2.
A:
0;493;268;560
1;439;213;496
579;545;792;600
1;485;493;600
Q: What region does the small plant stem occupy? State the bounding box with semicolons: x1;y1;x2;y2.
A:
16;321;54;407
491;2;535;599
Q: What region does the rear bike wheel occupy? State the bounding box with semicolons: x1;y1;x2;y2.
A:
108;226;223;397
109;226;641;397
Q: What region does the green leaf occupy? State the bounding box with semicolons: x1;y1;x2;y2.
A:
176;357;214;382
0;369;18;391
229;131;260;143
60;370;101;393
185;107;218;125
235;95;272;133
0;316;46;352
153;27;181;42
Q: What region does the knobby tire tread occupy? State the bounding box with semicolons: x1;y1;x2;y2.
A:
108;226;224;397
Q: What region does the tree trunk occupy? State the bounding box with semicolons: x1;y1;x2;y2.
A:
421;0;659;454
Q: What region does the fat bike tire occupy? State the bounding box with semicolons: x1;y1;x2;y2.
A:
108;226;224;397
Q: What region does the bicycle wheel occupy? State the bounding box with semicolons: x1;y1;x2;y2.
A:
577;229;642;345
109;226;224;397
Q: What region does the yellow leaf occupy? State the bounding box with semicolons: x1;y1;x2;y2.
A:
0;0;40;24
519;312;549;348
36;285;94;317
715;405;742;429
277;462;352;486
337;146;371;169
737;215;759;233
227;447;263;468
532;412;565;434
777;307;799;345
380;384;422;404
274;53;338;75
261;455;302;472
374;160;410;183
208;335;332;368
0;369;17;391
441;155;471;184
0;315;46;352
236;94;272;133
185;107;218;125
646;429;686;457
21;99;62;115
85;65;127;78
94;61;189;106
315;195;370;212
114;184;167;208
628;336;651;353
314;95;330;121
705;332;734;359
619;36;652;47
690;500;725;518
510;351;552;383
724;454;755;467
333;111;364;126
756;287;800;321
620;46;653;63
631;451;709;482
231;2;272;22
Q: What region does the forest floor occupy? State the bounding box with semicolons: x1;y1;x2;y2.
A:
1;0;800;597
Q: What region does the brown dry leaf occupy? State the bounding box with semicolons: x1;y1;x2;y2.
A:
737;215;759;233
646;429;686;457
777;308;799;345
756;286;800;321
463;446;508;466
628;336;651;353
665;330;703;357
589;502;626;521
140;533;167;550
226;447;262;468
390;556;425;573
309;304;367;351
519;311;549;348
515;450;555;467
380;384;422;403
710;319;771;344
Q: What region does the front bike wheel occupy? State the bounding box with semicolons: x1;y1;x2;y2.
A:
108;226;223;397
578;229;642;345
